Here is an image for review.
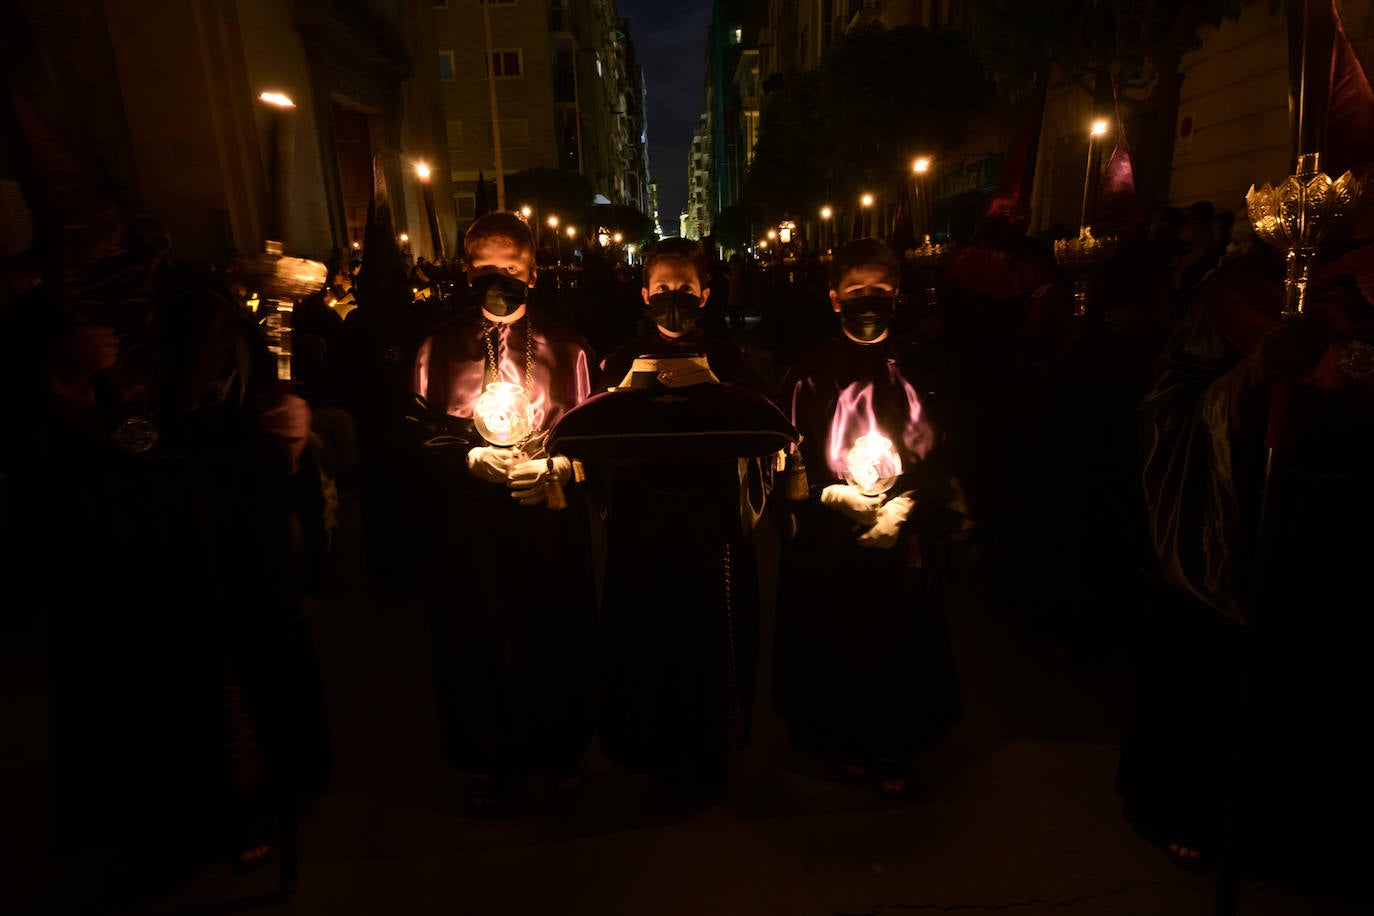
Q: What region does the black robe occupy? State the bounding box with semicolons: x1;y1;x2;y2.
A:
1117;249;1374;879
2;263;333;859
550;350;795;789
411;306;597;776
773;334;965;764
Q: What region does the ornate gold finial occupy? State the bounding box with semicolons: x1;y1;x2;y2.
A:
903;234;953;308
1246;153;1365;317
1053;226;1118;317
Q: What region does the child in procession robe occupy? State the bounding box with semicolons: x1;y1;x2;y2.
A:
549;239;795;801
410;212;597;816
772;239;969;794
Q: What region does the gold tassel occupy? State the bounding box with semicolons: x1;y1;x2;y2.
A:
782;452;810;501
545;457;568;510
572;459;586;483
774;449;786;472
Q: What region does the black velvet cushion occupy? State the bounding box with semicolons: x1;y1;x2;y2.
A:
548;383;798;461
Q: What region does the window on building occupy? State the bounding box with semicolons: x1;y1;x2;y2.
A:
446;120;463;149
554;49;575;102
487;118;530;148
438;50;456;81
482;49;524;79
555;108;580;171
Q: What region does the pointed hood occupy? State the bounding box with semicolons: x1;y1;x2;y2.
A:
2;83;168;327
980;68;1050;233
1327;2;1374;180
353;152;411;314
1093;86;1145;240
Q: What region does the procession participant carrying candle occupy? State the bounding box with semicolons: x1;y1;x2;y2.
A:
772;238;970;796
410;211;596;817
548;239;796;802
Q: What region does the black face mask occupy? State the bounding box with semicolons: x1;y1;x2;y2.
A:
839;295;895;341
645;290;702;333
470;272;529;316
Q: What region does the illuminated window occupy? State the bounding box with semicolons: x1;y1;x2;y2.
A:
438;50;456;81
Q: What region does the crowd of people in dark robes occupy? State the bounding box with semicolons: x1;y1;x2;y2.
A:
4;64;1374;916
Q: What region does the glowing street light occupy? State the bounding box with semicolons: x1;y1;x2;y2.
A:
913;157;931;174
258;91;295;108
613;232;623;244
820;205;832;220
520;205;532;219
860;193;874;208
759;239;768;249
1091;119;1110;137
547;215;559;229
399;233;409;243
598;230;610;247
767;228;777;240
415;161;432;181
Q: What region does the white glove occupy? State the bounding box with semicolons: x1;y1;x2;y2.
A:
857;495;915;550
466;446;518;484
820;484;883;526
507;455;572;506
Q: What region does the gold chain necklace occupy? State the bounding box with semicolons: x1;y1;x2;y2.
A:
482;315;536;438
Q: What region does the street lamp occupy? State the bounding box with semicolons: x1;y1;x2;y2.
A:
258;91;296;248
520;205;532;219
1081;119;1111;232
613;232;623;244
912;156;934;240
415;161;445;261
860;193;874;237
598;230;610;248
547;215;559;229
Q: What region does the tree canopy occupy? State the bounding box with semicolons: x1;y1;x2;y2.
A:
741;24;994;226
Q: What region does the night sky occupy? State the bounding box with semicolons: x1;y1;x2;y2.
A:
617;0;713;234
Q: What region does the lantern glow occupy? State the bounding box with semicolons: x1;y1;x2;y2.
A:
845;433;902;497
1091;119;1109;137
415;162;432;181
473;381;534;447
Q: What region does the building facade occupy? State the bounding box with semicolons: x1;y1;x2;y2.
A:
429;0;649;231
3;0;457;266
